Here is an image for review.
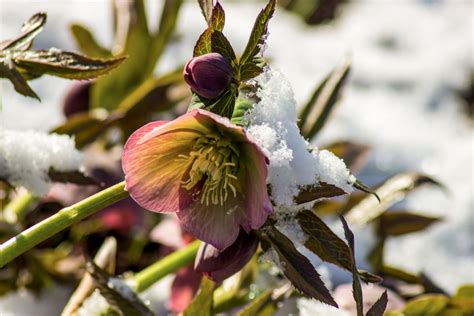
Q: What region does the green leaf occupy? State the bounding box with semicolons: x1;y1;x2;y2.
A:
51;112;117;148
0;57;39;100
189;85;237;118
183;277;216;316
92;0;151;110
294;182;346;204
258;224;337;306
298;57;351;140
231;95;254;125
366;291;388;316
210;1;225;32
236;289;272;316
197;0;214;26
193;28;213;57
0;13;46;52
239;0;276;81
296;210;354;272
86;259;154;316
378;211;442;236
340;215;363;316
211;31;237;67
452;284;474;313
402;294;450;315
147;0;183;74
346;172;444;225
13;50;126;80
70;24;112;58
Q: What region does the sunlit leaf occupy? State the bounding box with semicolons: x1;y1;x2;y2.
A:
236;289;272;316
378;211;442;236
210;1;225;32
197;0;214;25
366;290;388;316
86;259;154;316
13;50;126;80
402;294;449;315
298;57;351;139
346;172;444;225
0;13;46;52
323;141;370;172
296;210;353;271
70;24;112;58
0;57;39;100
295;182;346;204
188;85;237;118
194;28;213;57
183;277;216;316
238;0;276;81
452;284;474;313
259;224;337;306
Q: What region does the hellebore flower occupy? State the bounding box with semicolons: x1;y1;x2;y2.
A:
183;53;233;99
194;229;258;282
122;109;272;250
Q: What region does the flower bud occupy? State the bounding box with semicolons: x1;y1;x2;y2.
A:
63;81;91;117
183;53;233;99
194;230;258;282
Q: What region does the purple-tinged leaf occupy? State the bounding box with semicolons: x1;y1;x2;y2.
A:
378;211;442;236
323;141;371;172
193;28;213;57
48;168;98;186
0;57;39;100
259;224;337;306
366;290;388;316
210;1;225;32
295;182;346;204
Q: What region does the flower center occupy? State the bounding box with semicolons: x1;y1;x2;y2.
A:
178;134;240;206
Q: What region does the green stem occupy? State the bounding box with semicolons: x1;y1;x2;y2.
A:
0;181;128;268
133;240;200;292
2;191;37;224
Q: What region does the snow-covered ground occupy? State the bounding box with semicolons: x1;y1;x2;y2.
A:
1;0;472;314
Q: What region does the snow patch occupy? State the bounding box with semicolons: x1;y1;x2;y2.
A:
0;128;83;196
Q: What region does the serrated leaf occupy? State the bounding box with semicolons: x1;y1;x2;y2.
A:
366;291;388;316
198;0;214;26
259;224;337;306
70;24;112;58
182;277;215;316
358;270;383;284
210;2;225;32
193;28;213;57
378;211;442;236
211;31;237;67
295;182;346;204
13;50;126;80
346;172;444;225
402;294;450;315
0;13;46;52
323;141;370;172
48;168;97;186
86;259;154;316
296;210;354;271
299;57;351;139
0;57;39;100
188;85;237;118
239;0;275;81
340;215;363;316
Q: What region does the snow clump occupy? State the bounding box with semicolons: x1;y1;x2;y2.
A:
0;128;83;195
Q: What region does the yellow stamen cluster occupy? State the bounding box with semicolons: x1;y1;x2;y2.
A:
178;134;240;206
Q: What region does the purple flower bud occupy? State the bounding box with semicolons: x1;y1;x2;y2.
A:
194;230;258;282
183;53;233;99
63;81;91;117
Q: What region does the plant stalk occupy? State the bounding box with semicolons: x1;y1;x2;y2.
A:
0;181;128;268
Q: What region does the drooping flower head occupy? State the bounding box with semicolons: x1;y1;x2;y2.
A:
122;109;272;250
183;53;233;99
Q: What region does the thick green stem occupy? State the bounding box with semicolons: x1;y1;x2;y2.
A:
0;181;128;268
133;240;200;292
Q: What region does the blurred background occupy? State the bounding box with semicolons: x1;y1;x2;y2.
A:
0;0;472;315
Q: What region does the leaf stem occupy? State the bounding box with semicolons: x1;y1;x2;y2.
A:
133;240;200;292
0;181;128;268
